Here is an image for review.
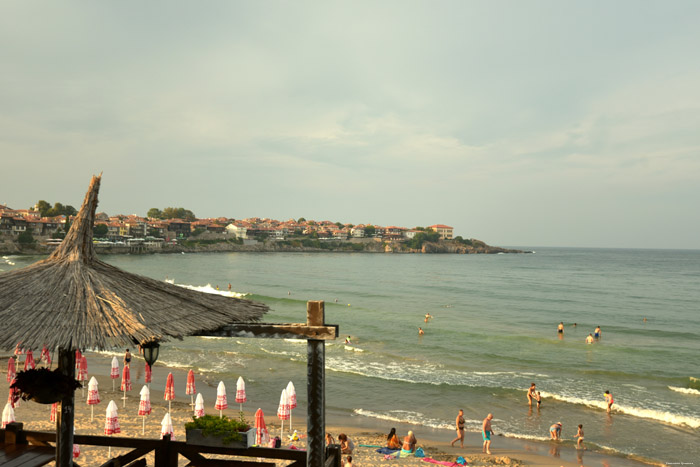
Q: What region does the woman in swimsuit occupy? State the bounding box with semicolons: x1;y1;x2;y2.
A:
604;390;614;413
527;383;537;406
402;431;417;453
387;427;400;449
450;409;466;448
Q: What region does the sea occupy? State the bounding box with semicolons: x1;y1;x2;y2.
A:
2;247;699;465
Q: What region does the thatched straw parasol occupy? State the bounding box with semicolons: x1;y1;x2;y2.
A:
0;174;269;465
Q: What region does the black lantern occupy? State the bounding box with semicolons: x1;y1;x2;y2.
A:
141;340;160;367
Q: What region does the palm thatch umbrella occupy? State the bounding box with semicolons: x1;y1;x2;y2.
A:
0;174;268;466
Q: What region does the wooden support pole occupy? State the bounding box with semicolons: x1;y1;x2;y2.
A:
57;348;76;467
306;301;325;467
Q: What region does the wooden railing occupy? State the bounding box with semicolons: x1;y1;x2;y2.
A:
1;424;342;467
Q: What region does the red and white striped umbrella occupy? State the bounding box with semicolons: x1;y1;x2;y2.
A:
138;385;151;434
2;403;15;428
161;412;174;440
164;373;175;413
75;350;83;371
80;356;88;378
110;357;120;392
40;346;51;368
254;408;269;446
23;349;35;371
194;393;205;418
77;356;88;382
186;370;196;407
8;378;20;409
235;376;246;411
144;363;152;384
87;376;101;421
104;400;120;435
73;443;80;459
215;381;228;417
6;357;15;383
105;400;120;458
277;388;290;440
286;381;296;432
121;365;132;407
50;402;57;422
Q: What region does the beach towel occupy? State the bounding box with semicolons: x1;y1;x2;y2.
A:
360;444;382;448
400;448;414;458
421;458;460;466
415;447;425;457
376;447;401;455
456;456;468;465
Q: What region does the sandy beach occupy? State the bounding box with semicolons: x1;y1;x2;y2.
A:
2;353;660;467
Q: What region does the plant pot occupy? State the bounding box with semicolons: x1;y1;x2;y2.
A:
185;428;255;449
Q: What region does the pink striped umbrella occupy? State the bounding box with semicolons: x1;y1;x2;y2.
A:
73;442;80;459
186;370;196;407
75;349;82;371
104;400;120;458
110;357;120;392
6;357;15;383
161;412;174;440
144;363;152;385
121;365;132;407
87;376;101;421
40;346;51;368
215;381;228;418
164;373;175;413
80;356;88;378
2;403;15;428
8;378;20;408
50;402;58;422
235;376;246;412
194;393;204;418
277;388;290;440
286;381;296;432
254;408;269;446
24;349;35;371
138;385;151;434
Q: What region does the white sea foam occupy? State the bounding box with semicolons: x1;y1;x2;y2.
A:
165;281;248;298
668;386;700;396
354;408;463;431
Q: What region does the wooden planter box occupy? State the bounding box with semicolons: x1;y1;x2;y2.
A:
185;428;255;449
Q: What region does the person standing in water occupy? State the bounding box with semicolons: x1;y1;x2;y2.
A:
482;413;495;455
585;333;594;344
418;327;425;336
575;424;585;449
450;409;466;448
527;383;537;406
604;390;614;413
557;322;564;334
594;326;601;339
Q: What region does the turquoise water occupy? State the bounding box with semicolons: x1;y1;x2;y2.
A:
4;248;699;464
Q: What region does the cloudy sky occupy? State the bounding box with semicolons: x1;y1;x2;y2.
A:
2;1;699;249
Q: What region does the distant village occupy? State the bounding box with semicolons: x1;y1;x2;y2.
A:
0;202;456;247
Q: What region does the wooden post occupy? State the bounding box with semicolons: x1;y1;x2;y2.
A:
56;348;76;466
306;301;325;467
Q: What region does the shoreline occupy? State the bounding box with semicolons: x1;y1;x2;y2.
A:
3;353;659;466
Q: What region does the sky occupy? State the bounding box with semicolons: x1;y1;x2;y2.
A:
2;1;699;249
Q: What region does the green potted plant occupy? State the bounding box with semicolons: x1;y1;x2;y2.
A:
185;414;254;448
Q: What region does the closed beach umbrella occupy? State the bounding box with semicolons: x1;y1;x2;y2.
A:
161;412;174;440
6;357;15;383
164;372;175;413
87;376;101;421
215;381;228;417
286;381;296;432
8;378;19;408
194;393;205;418
121;365;132;407
277;388;290;440
254;408;269;446
2;403;15;428
75;350;82;373
145;363;152;385
235;376;246;411
77;356;88;396
186;369;196;407
80;356;88;378
104;400;120;458
110;357;120;392
50;402;58;422
24;349;35;371
138;385;151;434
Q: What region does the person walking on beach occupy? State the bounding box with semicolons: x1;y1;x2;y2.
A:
575;424;585;449
482;413;494;455
604;390;614;413
549;422;562;440
450;409;466;448
123;348;132;367
527;383;537;406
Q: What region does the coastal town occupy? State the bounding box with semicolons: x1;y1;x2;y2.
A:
0;202;503;255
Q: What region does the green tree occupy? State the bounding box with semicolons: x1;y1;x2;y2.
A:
364;225;376;237
297;217;306;223
35;200;51;216
406;231;441;249
93;224;109;237
147;208;163;219
17;230;35;245
64;205;77;216
162;207;196;221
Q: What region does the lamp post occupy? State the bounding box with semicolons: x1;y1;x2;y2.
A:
141;341;160;367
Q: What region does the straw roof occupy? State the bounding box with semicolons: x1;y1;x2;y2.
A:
0;174;268;351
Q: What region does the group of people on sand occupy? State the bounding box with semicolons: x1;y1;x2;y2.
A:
557;321;602;344
449;409;495;454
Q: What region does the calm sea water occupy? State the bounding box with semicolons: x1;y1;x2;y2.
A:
4;248;699;464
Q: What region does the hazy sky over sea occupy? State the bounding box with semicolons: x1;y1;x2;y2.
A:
2;1;699;249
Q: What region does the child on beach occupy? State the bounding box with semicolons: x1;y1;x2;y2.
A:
344;455;353;467
575;424;585;449
338;433;354;454
604;390;614;413
535;391;542;408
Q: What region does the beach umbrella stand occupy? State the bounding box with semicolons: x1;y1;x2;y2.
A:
286;381;297;433
186;369;196;408
138;385;151;435
236;376;247;413
215;381;228;418
164;373;175;413
277;388;290;441
87;376;100;421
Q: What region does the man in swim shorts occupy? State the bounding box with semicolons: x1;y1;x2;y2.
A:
594;326;601;339
557;322;564;333
450;409;465;448
123;348;132;367
482;413;494;454
549;422;562;440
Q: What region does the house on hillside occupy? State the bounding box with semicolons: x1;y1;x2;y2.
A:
427;224;454;240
